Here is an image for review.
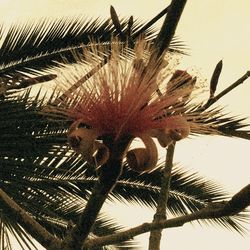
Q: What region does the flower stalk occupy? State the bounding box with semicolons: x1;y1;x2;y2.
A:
148;143;175;250
203;70;250;110
61;136;132;250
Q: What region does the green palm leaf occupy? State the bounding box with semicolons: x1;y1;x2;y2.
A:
1;152;138;249
0;17;156;80
0;14;188;94
188;106;250;138
116;165;249;234
0;89;68;158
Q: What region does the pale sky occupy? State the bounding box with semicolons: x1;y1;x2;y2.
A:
1;1;249;249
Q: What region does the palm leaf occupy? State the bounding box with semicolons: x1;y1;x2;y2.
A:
0;89;68;158
1;90;248;237
0;25;248;246
1;145;248;248
89;215;140;250
1;213;38;250
4;144;246;236
1;206;138;250
0;14;188;94
185;105;250;139
0;17;155;79
113;164;226;212
0;218;12;250
113;164;249;234
1;151;138;249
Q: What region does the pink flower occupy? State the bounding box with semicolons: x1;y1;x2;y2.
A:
54;40;218;172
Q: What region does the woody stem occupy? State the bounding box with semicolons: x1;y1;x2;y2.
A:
59;136;131;250
148;1;187;249
149;0;187;62
148;143;175;250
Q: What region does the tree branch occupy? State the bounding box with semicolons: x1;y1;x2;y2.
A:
0;189;61;249
223;184;250;215
83;184;250;249
60;137;131;250
148;143;175;250
150;0;187;61
147;2;187;247
132;5;170;39
203;71;250;110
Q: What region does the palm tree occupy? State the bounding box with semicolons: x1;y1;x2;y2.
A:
0;1;249;249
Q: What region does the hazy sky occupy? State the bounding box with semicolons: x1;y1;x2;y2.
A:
1;1;249;249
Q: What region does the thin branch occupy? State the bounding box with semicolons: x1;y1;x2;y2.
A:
147;2;187;247
0;189;61;249
83;184;250;249
148;143;175;250
150;0;187;61
132;5;170;39
203;71;250;110
223;184;250;214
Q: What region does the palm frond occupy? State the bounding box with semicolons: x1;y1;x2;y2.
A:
186;105;250;138
216;114;250;139
1;213;38;250
92;215;140;249
113;164;249;234
110;164;226;212
2;121;248;238
0;218;12;250
1;205;138;250
0;14;188;94
202;213;250;236
0;17;156;79
13;148;247;235
0;4;248;249
0;88;68;158
1;149;138;248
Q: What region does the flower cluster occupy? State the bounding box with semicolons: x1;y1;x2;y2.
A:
55;40;220;172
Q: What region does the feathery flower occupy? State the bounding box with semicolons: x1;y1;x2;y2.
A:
52;39;221;172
